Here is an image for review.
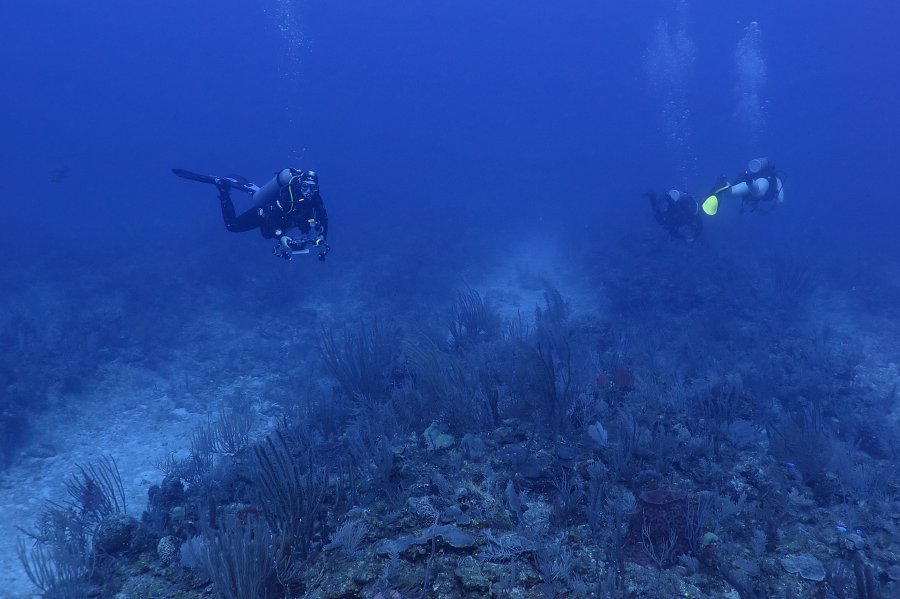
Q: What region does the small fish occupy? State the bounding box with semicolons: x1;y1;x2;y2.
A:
782;462;796;469
835;525;848;534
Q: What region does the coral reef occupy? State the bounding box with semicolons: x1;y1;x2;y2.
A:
8;238;900;598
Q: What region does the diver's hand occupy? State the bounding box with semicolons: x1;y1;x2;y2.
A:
272;242;292;261
317;241;331;262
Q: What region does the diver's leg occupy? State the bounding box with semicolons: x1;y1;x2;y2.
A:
218;187;261;233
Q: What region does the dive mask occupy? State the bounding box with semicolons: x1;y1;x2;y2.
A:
278;174;317;213
299;179;318;199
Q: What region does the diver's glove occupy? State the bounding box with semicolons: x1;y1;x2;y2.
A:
272;235;309;261
272;243;293;261
271;235;297;261
316;240;330;262
306;235;329;262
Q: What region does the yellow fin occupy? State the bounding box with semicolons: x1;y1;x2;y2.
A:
702;195;719;216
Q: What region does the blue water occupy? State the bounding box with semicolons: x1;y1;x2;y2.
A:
3;1;900;596
3;0;897;262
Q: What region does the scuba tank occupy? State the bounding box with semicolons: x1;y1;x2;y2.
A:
253;168;295;208
666;189;687;202
747;158;783;203
748;157;769;174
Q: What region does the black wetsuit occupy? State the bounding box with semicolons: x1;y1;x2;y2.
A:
219;185;328;241
649;191;703;241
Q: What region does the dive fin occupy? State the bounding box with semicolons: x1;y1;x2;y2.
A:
172;168;217;185
172;168;258;194
225;173;260;193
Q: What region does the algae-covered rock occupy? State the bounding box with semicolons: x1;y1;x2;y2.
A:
842;533;866;550
781;553;826;581
94;514;152;556
453;555;491;593
378;524;477;554
887;564;900;582
424;422;455;451
460;434;487;460
114;573;182;599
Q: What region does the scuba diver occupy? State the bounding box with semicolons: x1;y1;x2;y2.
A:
173;167;330;261
701;157;784;216
647;189;703;242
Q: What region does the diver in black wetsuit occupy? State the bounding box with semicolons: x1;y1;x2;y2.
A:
647;189;703;242
216;169;329;261
174;166;330;261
